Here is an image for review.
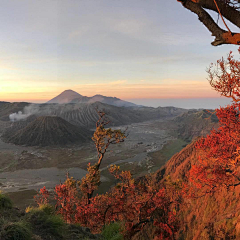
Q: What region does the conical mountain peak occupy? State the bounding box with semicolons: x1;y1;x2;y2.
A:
47;90;82;104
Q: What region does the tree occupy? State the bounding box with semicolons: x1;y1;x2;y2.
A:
56;165;180;239
177;0;240;46
35;111;180;239
36;111;127;220
80;111;127;203
190;48;240;193
208;48;240;101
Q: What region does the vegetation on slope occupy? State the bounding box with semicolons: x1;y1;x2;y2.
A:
0;192;101;240
2;50;240;239
174;109;219;141
135;48;240;239
31;49;239;240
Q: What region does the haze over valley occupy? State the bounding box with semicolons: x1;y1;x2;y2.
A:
0;90;219;208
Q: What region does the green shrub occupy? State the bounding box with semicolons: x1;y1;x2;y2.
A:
0;217;5;227
102;222;124;240
0;193;12;210
26;207;65;239
0;221;31;240
26;204;55;216
38;204;55;215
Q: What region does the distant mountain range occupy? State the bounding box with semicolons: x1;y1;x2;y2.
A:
47;90;138;107
1;101;187;128
0;91;190;147
1;100;187;146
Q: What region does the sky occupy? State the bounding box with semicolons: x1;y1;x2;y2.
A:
0;0;239;107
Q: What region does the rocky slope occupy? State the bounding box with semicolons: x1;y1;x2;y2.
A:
2;116;92;147
2;101;187;128
174;109;218;141
0;102;29;121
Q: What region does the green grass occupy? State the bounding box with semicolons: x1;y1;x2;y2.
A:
0;192;101;239
161;139;188;160
149;138;188;172
26;206;65;239
0;221;32;240
102;222;124;240
0;192;13;210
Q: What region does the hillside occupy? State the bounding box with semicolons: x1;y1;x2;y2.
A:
0;102;29;121
3;101;187;128
174;109;218;141
133;140;240;240
2;116;92;147
2;115;37;139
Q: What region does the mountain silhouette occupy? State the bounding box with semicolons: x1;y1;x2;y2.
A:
47;90;138;107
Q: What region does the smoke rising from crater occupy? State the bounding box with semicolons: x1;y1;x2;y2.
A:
8;103;85;122
9;104;40;122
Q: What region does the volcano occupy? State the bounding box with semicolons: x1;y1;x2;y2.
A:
3;116;92;147
47;90;138;107
47;90;83;104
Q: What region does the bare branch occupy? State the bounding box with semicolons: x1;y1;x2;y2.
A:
177;0;240;46
199;0;240;28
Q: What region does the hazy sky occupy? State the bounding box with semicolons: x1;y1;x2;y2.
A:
0;0;239;103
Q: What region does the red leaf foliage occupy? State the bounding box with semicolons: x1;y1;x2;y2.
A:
36;166;180;239
190;49;240;193
34;186;49;206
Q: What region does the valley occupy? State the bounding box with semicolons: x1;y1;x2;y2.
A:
0;118;178;208
0;95;218;209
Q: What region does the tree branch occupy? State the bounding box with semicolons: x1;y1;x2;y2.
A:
199;0;240;28
177;0;240;46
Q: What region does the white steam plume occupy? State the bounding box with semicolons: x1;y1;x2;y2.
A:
9;104;40;122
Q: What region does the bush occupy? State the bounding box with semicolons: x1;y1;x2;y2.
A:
0;221;31;240
0;217;6;229
102;222;124;240
38;204;55;215
26;207;65;239
26;204;55;215
0;193;12;210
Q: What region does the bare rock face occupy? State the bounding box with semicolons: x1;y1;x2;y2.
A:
2;116;91;147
